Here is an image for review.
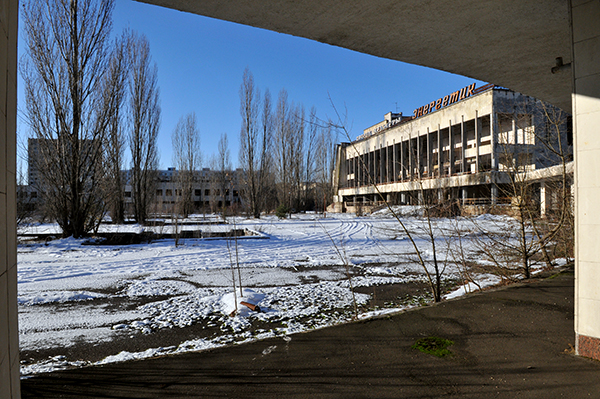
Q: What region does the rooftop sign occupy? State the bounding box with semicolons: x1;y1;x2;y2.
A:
413;83;478;118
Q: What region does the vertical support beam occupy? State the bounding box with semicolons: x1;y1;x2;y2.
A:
461;116;467;174
416;132;421;178
408;134;413;180
491;112;498;170
355;156;358;188
437;126;442;177
367;149;372;184
448;122;454;175
400;139;405;181
475;110;481;173
0;0;20;397
392;140;396;182
385;143;390;183
379;145;384;184
572;0;600;361
427;128;431;178
540;182;547;218
491;185;498;205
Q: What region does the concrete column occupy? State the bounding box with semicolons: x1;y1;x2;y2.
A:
491;185;498;205
426;129;431;178
379;145;384;184
475;111;481;173
437;126;442;177
416;133;421;178
367;150;372;184
448;122;454;175
572;0;600;361
385;143;390;183
399;140;404;180
491;112;498;170
392;140;396;182
462;187;468;206
461;116;467;174
0;0;20;397
408;135;413;180
540;182;547;218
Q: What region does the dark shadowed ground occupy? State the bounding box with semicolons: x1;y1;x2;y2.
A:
21;270;600;398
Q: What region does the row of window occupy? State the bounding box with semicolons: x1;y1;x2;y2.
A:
123;189;240;198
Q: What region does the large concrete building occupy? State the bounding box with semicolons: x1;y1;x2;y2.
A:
332;84;573;214
2;0;599;396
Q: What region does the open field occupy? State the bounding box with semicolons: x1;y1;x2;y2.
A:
17;210;561;376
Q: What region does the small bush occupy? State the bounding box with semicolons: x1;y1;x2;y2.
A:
276;203;289;219
411;336;454;357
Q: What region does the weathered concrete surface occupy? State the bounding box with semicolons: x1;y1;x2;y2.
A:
136;0;572;112
21;272;600;398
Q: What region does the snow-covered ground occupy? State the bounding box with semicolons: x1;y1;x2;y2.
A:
17;211;556;376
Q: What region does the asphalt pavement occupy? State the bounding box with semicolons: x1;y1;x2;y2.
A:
20;270;600;398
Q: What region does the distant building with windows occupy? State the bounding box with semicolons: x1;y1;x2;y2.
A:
122;167;242;214
26;137;242;215
331;84;573;214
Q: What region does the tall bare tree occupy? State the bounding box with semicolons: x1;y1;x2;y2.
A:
274;89;292;210
210;133;232;219
172;112;201;218
128;33;160;225
22;0;119;237
314;123;336;212
239;68;270;218
103;31;130;224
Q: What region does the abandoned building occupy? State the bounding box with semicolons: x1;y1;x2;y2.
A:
331;84;573;215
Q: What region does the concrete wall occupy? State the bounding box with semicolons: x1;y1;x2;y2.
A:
573;0;600;360
0;0;19;396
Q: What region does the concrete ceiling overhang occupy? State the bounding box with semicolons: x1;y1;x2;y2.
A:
137;0;573;112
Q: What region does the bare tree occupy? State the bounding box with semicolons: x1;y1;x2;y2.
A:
329;99;445;302
238;68;260;217
210;133;232;219
239;68;273;218
22;0;119;237
289;103;306;211
128;33;160;225
172;112;201;218
314;123;336;213
103;31;130;224
482;102;573;278
274;89;293;211
259;89;277;214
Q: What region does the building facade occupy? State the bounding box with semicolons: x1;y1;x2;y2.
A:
122;167;242;215
332;84;572;214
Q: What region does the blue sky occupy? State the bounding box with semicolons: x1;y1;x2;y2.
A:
18;0;486;170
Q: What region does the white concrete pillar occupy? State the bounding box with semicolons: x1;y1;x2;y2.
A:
392;140;396;182
475;111;481;173
540;182;547;218
461;117;467;174
448;122;454;175
437;126;442;177
572;0;600;361
399;140;404;180
491;185;498;205
491;112;498;170
0;0;20;397
408;135;413;180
